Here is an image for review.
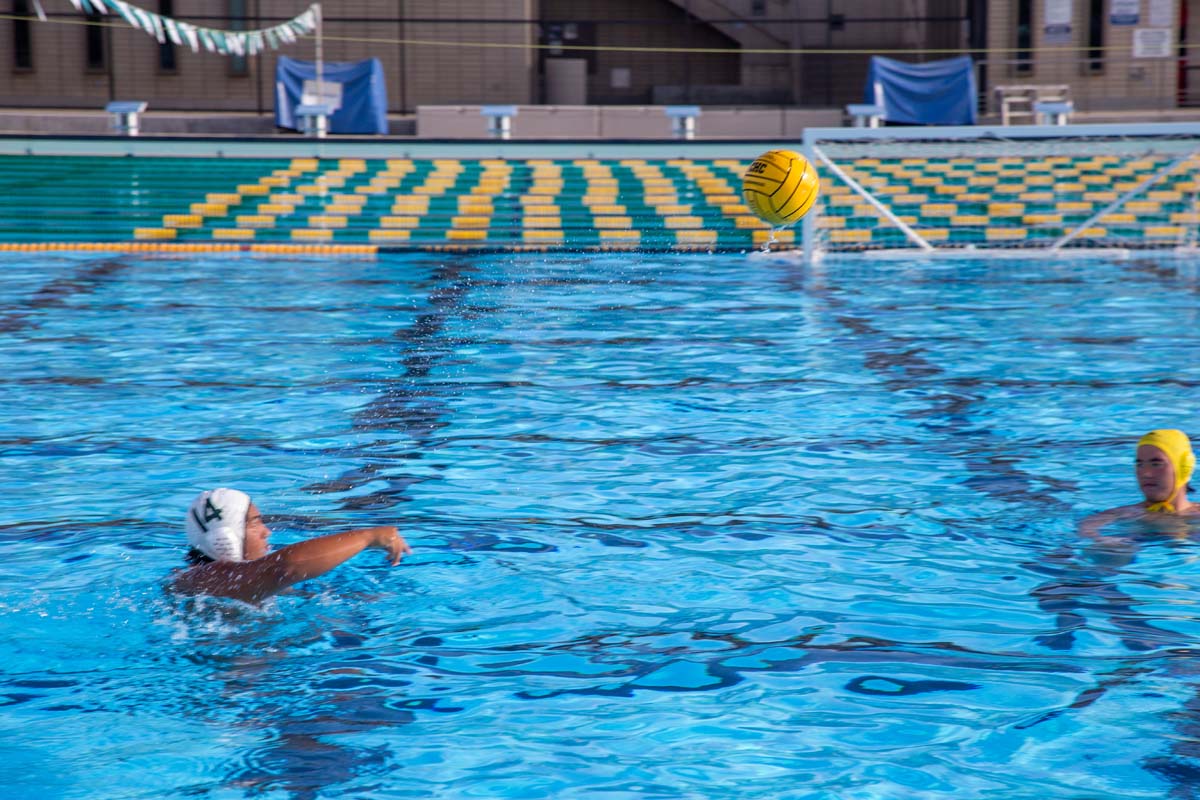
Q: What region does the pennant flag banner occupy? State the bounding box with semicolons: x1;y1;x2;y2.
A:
62;0;319;56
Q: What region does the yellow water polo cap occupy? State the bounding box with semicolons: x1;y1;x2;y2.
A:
1137;429;1195;512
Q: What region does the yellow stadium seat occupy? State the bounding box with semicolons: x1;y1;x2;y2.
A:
381;216;422;228
446;229;487;241
308;215;348;228
292;229;334;241
163;214;202;228
369;230;412;242
600;230;640;242
986;227;1027;240
676;230;718;246
1023;213;1063;225
523;230;564;243
753;229;795;245
134;227;177;240
236;215;275;228
594;216;634;229
212;228;254;240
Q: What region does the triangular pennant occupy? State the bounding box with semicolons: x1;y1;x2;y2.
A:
180;22;199;52
131;5;153;34
149;11;165;43
111;0;138;28
164;18;183;46
60;1;321;58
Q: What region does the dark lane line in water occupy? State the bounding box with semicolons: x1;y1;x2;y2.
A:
301;257;479;515
189;257;489;798
820;266;1200;791
820;289;1071;509
814;275;1198;786
0;257;131;333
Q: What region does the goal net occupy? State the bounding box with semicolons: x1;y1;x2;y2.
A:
800;122;1200;261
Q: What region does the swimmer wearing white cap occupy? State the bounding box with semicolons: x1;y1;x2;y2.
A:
173;488;411;602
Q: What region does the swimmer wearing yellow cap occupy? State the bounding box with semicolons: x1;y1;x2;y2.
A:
1079;429;1198;539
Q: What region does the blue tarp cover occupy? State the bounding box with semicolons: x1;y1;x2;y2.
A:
866;56;976;126
275;56;388;134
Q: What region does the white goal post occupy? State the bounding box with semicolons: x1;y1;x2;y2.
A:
800;122;1200;263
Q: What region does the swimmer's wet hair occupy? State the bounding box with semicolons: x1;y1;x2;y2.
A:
185;547;214;566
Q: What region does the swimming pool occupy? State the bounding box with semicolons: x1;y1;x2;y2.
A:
3;249;1200;798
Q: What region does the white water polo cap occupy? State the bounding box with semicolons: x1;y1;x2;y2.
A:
185;488;251;562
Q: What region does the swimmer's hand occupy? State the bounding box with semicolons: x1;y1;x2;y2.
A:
369;526;412;566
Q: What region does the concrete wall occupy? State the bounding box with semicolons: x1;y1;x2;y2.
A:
0;0;533;113
986;0;1181;113
416;105;842;139
1;0;1195;117
539;0;744;105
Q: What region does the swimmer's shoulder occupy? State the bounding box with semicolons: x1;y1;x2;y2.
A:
1085;503;1145;521
171;560;245;597
1079;503;1145;538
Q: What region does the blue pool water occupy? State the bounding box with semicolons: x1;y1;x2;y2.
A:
3;250;1200;799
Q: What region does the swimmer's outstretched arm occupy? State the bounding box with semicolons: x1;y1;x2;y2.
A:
173;526;411;603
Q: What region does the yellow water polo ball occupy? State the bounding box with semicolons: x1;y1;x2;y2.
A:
741;149;820;227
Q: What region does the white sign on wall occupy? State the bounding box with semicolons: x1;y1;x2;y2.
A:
1044;0;1073;43
1133;27;1173;57
1110;0;1139;25
1148;0;1174;26
302;80;344;109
